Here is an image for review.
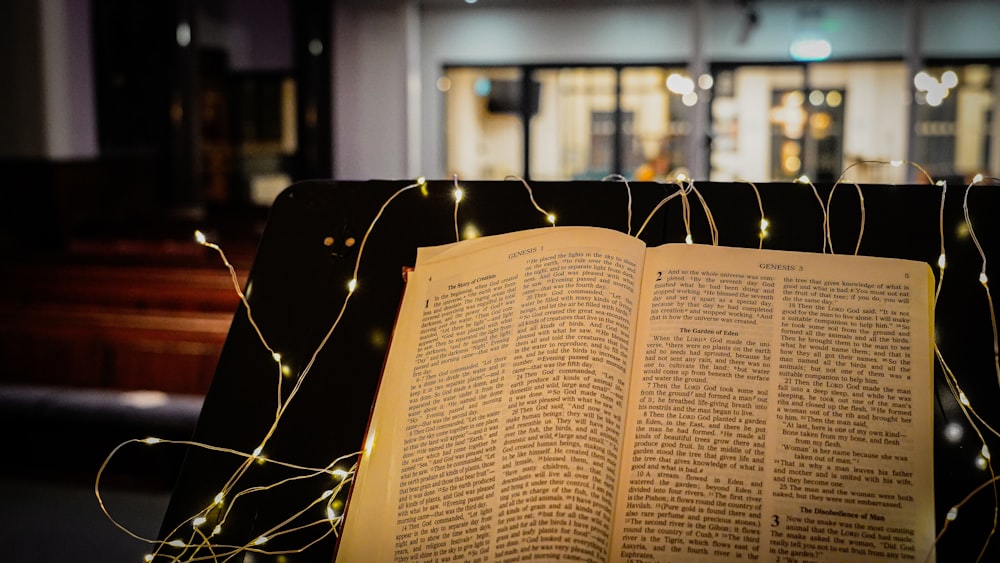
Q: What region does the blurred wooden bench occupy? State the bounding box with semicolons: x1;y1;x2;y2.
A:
0;255;244;395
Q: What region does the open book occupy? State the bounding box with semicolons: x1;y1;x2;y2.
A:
335;226;935;562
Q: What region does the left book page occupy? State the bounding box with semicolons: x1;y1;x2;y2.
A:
335;227;647;562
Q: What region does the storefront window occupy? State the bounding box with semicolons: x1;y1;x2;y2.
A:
444;61;997;183
710;62;909;183
443;65;691;181
530;67;617;180
442;67;525;179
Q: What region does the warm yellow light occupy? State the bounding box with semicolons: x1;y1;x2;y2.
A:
327;506;337;521
142;437;161;445
973;173;984;183
937;254;947;270
193;516;207;528
348;278;358;293
212;525;222;536
252;446;263;458
462;223;481;240
272;352;282;363
796;175;811;183
959;391;969;406
168;539;186;548
453;187;463;202
980;272;989;285
760;218;770;232
982;445;992;460
321;489;334;500
547;213;556;225
144;555;154;562
890;160;903;167
194;230;207;245
946;507;958;521
332;468;348;480
213;492;225;506
685;234;694;245
253;535;269;546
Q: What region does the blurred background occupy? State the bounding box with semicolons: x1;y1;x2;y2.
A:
0;0;998;560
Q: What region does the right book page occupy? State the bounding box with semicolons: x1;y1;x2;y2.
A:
610;243;936;563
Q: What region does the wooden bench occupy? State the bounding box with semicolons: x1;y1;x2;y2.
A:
0;256;245;395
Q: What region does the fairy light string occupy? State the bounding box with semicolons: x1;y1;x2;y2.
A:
601;173;635;236
453;174;463;242
506;175;557;226
736;179;768;249
99;170;1000;560
963;175;1000;389
792;175;833;253
101;179;428;561
925;171;1000;561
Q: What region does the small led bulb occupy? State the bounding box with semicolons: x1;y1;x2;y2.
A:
348;278;358;293
973;173;984;184
194;230;207;245
327;506;337;521
213;492;225;506
453;187;464;202
142;437;161;445
253;536;269;546
193;516;207;528
760;218;770;232
982;444;991;460
946;507;958;521
937;254;946;270
547;213;556;225
685;234;694;245
272;352;282;363
980;272;989;285
890;160;903;167
168;539;186;548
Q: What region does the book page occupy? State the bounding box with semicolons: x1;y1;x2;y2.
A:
337;226;647;562
611;244;934;563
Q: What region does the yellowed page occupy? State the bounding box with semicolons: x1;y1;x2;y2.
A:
611;244;935;563
337;226;647;562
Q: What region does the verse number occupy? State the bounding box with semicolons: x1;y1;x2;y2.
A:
656;271;663;281
771;515;780;527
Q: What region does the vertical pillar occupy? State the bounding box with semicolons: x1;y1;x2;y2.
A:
688;0;709;180
293;0;333;179
403;0;422;178
904;0;923;184
168;0;200;210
